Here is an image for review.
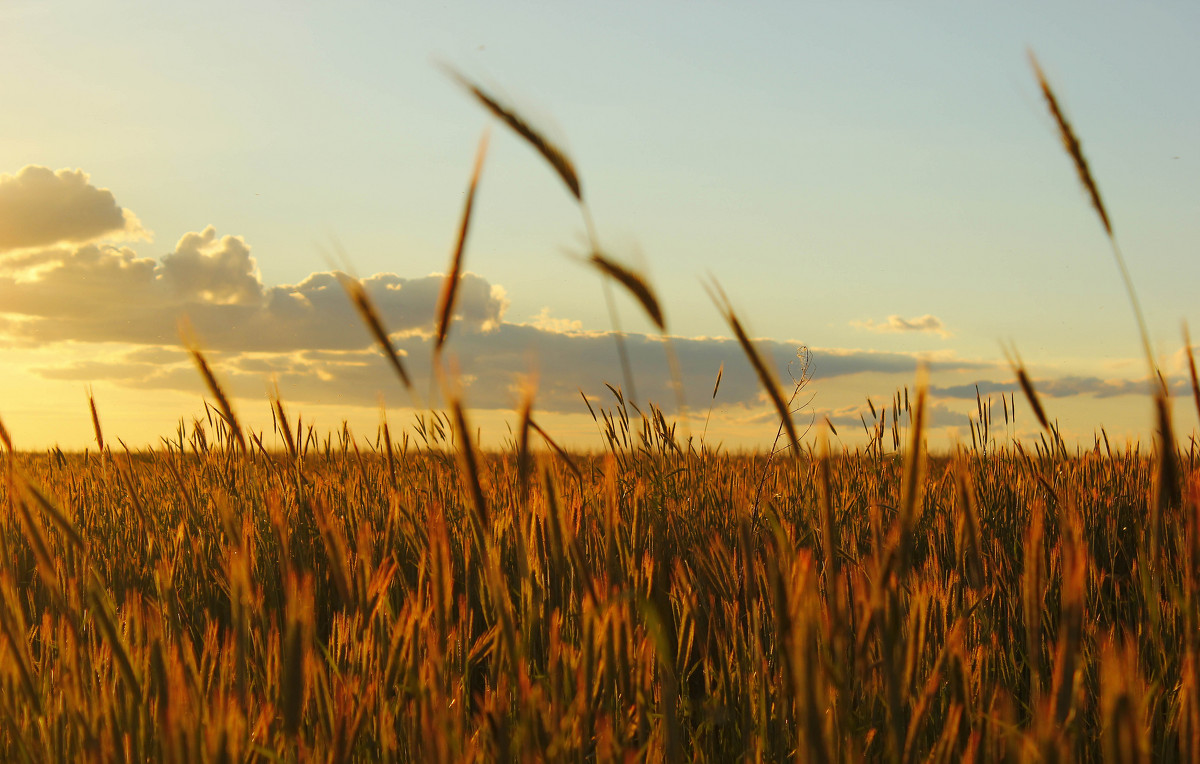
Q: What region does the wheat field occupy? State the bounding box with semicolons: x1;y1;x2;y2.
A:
2;391;1199;762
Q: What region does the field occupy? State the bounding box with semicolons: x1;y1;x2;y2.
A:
0;55;1194;762
1;393;1199;762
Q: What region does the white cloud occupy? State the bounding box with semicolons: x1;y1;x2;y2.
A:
852;314;951;338
161;226;261;305
526;307;582;333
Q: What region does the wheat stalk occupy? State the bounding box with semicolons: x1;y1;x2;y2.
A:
180;319;246;453
337;272;414;391
444;66;582;202
435;129;490;352
708;278;800;459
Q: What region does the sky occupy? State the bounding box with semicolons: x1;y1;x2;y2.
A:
0;1;1198;453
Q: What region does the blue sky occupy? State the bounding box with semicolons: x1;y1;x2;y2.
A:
0;1;1197;450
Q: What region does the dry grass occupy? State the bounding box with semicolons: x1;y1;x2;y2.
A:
1;403;1198;761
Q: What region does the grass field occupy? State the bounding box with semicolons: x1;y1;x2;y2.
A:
0;55;1195;762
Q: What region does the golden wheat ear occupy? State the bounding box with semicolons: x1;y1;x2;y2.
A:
1030;50;1157;382
87;387;104;452
588;250;691;421
1002;344;1050;433
898;365;928;571
443;65;582;202
707;277;800;458
179;317;246;453
450;394;490;534
435;129;490;353
587;252;665;332
270;382;298;461
336;271;413;391
1028;51;1112;237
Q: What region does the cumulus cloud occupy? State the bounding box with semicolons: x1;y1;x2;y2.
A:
852;314;950;338
161;227;261;305
0;166;146;252
0;231;509;350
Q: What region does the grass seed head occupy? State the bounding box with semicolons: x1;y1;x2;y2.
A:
436;129;490;352
588;252;666;332
337;272;414;391
445;66;582;202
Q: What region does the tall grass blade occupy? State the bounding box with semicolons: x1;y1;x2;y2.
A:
529;418;583;485
516;376;535;495
436;130;490;352
88;578;142;695
18;471;85;550
0;577;40;712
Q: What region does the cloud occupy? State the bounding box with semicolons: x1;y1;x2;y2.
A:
37;360;156;382
526;307;582;333
29;323;987;416
0;166;147;252
161;227;261;305
0;231;509;349
3;234;984;418
0;168;987;420
931;374;1179;401
852;314;950;338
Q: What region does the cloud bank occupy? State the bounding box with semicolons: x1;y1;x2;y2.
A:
26;322;985;415
7;165;1113;429
0;228;509;350
0;165;998;418
933;375;1189;402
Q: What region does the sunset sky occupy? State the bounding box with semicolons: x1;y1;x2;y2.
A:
1;1;1198;452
